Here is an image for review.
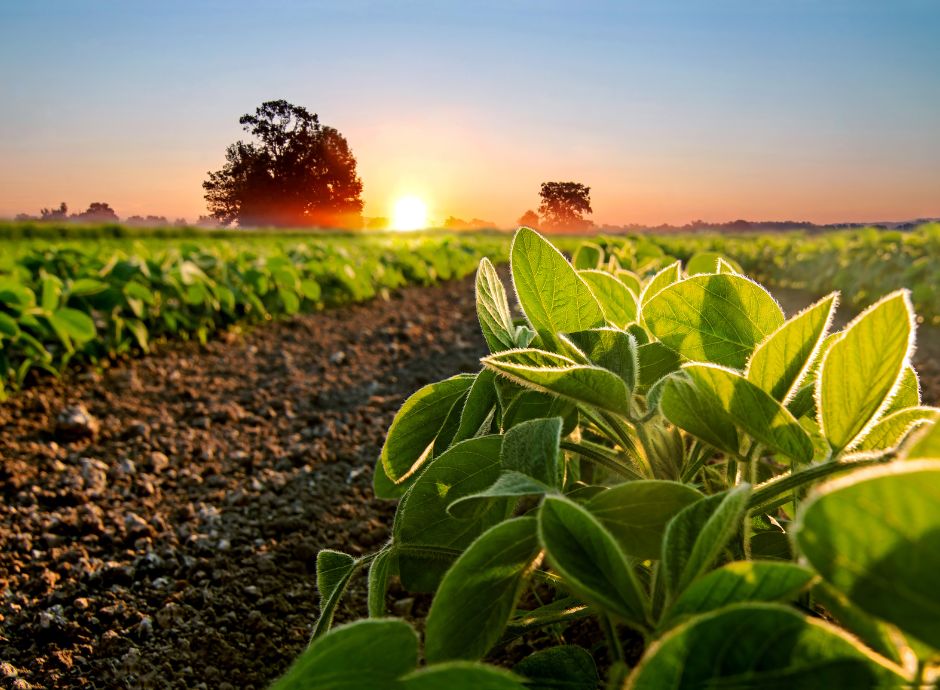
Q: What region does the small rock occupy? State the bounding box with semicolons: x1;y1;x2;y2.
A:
0;662;18;678
55;404;100;440
80;458;109;496
115;457;137;477
329;350;347;365
392;597;415;617
124;512;150;537
137;616;154;640
124;420;149;439
12;679;31;690
148;451;169;473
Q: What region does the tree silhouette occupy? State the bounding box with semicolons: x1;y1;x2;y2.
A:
203;100;364;229
40;202;69;221
517;209;540;229
73;202;119;222
538;182;593;232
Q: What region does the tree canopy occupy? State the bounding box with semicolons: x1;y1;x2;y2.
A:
203;100;364;229
538;182;593;232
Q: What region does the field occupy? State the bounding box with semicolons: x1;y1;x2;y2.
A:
1;222;939;688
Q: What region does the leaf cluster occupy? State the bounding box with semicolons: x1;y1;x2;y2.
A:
285;228;940;688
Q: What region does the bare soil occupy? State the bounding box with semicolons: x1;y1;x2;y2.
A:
0;279;935;689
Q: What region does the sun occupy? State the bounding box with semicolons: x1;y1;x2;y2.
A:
391;196;429;231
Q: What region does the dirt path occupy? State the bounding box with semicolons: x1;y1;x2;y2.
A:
1;280;935;690
0;276;487;689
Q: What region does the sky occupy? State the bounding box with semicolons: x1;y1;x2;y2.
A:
1;0;939;227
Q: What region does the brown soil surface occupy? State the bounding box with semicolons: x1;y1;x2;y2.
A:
0;280;936;690
0;276;486;689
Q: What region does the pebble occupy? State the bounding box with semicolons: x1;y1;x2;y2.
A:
79;458;109;496
54;404;100;440
149;451;169;473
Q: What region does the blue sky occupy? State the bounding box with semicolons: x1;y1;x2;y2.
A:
1;0;938;225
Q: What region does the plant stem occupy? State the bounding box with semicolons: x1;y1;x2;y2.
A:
747;454;893;512
600;613;625;664
560;440;645;480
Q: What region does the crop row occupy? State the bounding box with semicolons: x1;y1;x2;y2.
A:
281;229;940;688
0;233;508;399
648;222;940;325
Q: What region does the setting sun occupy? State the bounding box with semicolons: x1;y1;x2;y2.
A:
391;196;428;231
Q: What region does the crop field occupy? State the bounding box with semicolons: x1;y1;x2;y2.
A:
1;222;939;688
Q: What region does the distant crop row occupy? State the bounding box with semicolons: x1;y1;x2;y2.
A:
649;223;940;325
0;232;508;399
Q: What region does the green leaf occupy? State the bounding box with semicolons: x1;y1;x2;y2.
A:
538;496;648;626
0;312;20;339
627;604;905;689
660;561;816;629
812;581;903;665
636;342;681;392
510;228;604;347
615;270;642;296
903;420;940;459
659;374;740;456
854;406;939;452
424;517;541;663
271;619;417;690
367;548;393;618
300;278;321;301
483;349;630;415
747;293;837;402
662;485;752;599
394;436;507;591
685;252;740;275
378;374;474;491
41;275;62;311
572;242;603;270
817;290;914;453
683;364;814;463
502;389;578;435
643;274;784;369
452;369;499;445
448;471;554;519
51;307;96;344
578;270;637;328
564;328;637;392
402;662;526;690
794;460;940;649
311;550;358;639
68;278;110;297
513;646;598;690
639;261;681;305
884;364;919;415
476;257;516;353
501;416;564;487
586;480;703;560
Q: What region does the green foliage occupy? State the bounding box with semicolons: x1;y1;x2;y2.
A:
265;227;937;687
0;230;509;398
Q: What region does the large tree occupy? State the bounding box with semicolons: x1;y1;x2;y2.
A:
203;100;364;228
538;181;593;232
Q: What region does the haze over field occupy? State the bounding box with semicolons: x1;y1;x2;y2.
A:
1;0;939;226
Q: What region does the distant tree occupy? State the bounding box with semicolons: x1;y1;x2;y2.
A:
14;213;35;221
127;215;169;226
518;209;540;229
443;216;469;230
72;202;119;223
538;182;593;232
40;202;69;221
203;100;364;229
196;214;220;228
